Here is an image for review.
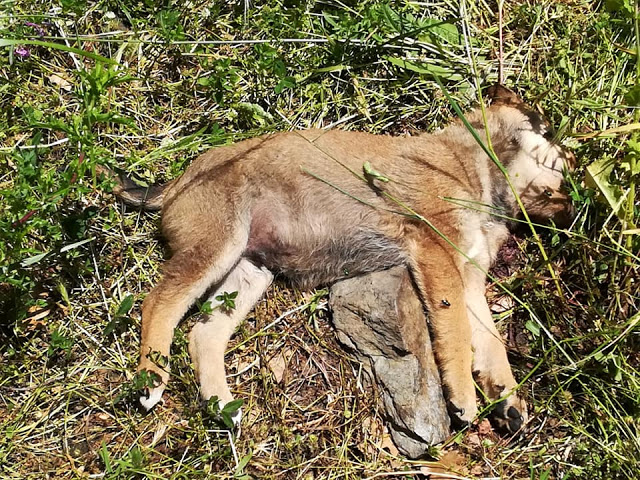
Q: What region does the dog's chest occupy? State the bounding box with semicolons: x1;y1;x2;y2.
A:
462;219;509;269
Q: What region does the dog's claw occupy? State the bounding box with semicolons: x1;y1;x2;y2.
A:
229;407;242;427
203;397;243;428
447;401;475;428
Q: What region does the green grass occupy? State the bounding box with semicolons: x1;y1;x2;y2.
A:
1;0;639;478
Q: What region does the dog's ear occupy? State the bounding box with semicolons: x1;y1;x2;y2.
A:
486;84;524;106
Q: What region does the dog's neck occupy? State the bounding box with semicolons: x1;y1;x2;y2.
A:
462;109;525;224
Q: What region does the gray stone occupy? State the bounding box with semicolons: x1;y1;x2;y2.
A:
329;266;450;458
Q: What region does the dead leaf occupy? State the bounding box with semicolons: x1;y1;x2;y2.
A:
585;156;625;218
267;348;292;383
26;306;50;322
437;449;468;469
49;73;72;91
477;418;493;436
490;294;514;314
467;432;481;448
150;423;167;447
380;431;399;456
23;305;51;331
470;464;485;476
419;450;469;477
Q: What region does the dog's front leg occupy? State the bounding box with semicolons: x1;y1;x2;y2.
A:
408;238;477;426
465;266;527;432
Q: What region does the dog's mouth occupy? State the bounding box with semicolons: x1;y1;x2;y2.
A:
550;204;576;229
524;208;574;230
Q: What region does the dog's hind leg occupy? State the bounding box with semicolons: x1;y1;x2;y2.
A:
188;258;273;423
138;230;249;410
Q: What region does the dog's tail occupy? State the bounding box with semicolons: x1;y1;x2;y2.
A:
97;165;172;211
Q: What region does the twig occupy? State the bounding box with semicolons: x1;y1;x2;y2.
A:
54;20;82;70
0;137;69;152
498;0;504;84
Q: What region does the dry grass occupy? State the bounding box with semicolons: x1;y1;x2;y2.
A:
1;0;639;479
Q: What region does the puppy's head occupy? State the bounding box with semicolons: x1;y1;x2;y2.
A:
487;85;576;228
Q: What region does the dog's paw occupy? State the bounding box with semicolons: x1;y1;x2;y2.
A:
136;368;167;411
226;404;242;427
492;394;527;433
218;399;243;429
203;396;243;429
139;385;165;411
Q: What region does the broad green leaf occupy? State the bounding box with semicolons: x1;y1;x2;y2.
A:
604;0;634;17
525;320;541;337
235;102;273;127
314;64;348;73
223;398;244;412
585;157;625;218
99;442;112;474
237;452;252;470
380;4;403;33
419;19;461;45
221;411;234;429
59;237;95;252
624;85;640;106
200;300;213;314
116;295;135;317
275;76;295;94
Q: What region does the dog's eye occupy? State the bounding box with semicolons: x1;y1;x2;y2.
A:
543;131;554;141
544;189;553;197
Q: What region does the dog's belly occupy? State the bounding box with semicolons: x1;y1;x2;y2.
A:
244;217;406;288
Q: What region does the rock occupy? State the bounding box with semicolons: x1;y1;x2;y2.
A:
329;266;450;458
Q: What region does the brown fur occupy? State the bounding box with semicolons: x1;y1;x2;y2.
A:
107;85;575;432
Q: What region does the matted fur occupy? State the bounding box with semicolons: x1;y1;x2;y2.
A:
108;85;575;433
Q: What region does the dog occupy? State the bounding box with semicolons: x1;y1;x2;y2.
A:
104;84;575;433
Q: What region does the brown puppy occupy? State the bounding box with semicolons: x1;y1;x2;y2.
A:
107;85;575;432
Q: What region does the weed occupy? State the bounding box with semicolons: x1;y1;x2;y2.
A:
205;396;244;430
47;327;73;360
104;294;135;337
